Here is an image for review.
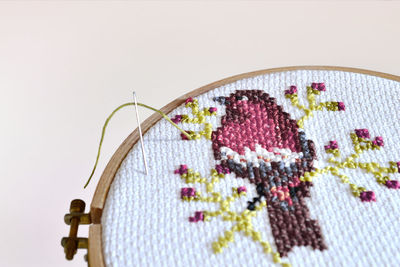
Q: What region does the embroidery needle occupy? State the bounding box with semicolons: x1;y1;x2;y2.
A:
133;91;149;175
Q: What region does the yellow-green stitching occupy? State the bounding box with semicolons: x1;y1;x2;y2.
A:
285;85;344;128
175;98;217;140
178;166;291;267
301;130;399;200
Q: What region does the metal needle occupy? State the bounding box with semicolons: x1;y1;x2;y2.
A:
133;91;148;175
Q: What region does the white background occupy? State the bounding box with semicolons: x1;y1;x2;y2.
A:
0;1;399;267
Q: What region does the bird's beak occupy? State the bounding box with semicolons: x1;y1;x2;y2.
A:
213;96;227;105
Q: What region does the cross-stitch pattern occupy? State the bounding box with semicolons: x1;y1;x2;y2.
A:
174;88;336;260
171;97;216;140
284;83;344;128
102;70;400;267
303;129;400;201
173;85;400;264
177;166;289;265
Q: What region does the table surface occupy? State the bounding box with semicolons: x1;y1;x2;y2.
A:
0;2;399;267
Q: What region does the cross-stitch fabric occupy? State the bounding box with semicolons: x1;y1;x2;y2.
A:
101;70;400;267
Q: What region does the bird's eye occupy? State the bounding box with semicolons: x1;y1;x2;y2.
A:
235;96;248;101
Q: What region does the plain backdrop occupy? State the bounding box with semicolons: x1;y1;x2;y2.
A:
0;1;399;267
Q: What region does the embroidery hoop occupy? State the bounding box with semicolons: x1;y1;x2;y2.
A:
83;66;400;266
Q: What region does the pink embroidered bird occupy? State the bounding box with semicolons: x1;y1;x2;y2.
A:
212;90;326;256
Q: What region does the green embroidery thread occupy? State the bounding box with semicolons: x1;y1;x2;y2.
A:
172;98;217;140
178;166;291;267
83;102;192;188
301;130;399;201
285;83;344;128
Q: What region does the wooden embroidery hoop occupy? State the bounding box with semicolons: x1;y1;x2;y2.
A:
64;66;400;266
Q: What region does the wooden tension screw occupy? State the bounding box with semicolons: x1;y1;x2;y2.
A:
61;199;91;260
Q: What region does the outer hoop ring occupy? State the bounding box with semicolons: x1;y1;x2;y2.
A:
88;66;400;267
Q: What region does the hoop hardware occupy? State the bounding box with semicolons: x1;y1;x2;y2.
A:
61;199;91;261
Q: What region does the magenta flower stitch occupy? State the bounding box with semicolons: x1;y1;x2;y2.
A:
237;186;247;194
180;131;193;140
175;165;188;175
284;85;297;95
324;140;339;150
311;82;326;91
360;191;376;202
181;187;196;199
355;129;370;139
215;164;230;174
185;97;194;104
209;107;217;113
171;115;182;124
337;102;345;111
372;136;384;147
386;180;400;189
189;211;204;222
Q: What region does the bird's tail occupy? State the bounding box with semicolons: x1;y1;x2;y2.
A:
267;191;327;257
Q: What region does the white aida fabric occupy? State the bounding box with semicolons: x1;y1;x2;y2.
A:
102;70;400;267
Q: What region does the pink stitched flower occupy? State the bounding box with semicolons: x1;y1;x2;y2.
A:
215;164;230;174
386;180;400;189
181;187;196;199
360;191;376;202
237;186;247;194
372;136;384;147
185;97;194;104
180;131;193;140
189;211;204;222
209;107;217;113
175;164;188;175
337;102;345;111
171;115;182;124
284;85;297;95
311;82;326;91
355;129;370;139
324;140;338;150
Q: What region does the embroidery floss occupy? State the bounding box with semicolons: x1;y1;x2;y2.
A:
176;87;346;261
176;165;291;267
83;102;192;188
211;90;326;256
171;98;217;140
302;130;400;200
285;83;345;128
